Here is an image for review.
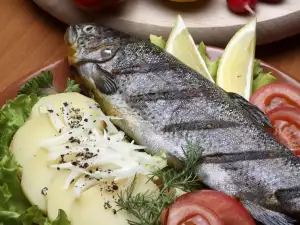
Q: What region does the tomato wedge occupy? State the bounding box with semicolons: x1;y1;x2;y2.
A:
166;201;224;225
267;106;300;154
250;83;300;114
175;190;255;225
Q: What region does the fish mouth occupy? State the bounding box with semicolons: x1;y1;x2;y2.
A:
65;26;79;65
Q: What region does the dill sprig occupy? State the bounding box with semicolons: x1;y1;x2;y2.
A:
117;177;174;225
116;139;204;225
152;139;203;194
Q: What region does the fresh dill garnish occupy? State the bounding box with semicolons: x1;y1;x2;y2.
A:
152;139;203;194
117;139;204;225
117;176;174;225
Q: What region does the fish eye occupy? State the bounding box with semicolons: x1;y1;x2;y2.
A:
83;25;95;33
101;48;113;58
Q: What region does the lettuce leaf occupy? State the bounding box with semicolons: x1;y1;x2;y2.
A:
18;71;80;97
0;71;75;224
198;42;220;81
252;60;277;92
149;35;166;50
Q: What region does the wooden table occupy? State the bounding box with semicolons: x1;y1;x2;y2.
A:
0;0;299;93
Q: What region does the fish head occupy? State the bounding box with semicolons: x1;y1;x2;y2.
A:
65;23;128;95
65;23;121;66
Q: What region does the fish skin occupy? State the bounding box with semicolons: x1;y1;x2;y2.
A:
65;24;300;224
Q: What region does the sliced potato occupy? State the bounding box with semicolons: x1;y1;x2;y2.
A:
21;149;59;211
30;92;102;123
10;114;57;167
47;171;75;221
70;175;159;225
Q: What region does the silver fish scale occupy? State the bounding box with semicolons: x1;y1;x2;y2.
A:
199;157;300;209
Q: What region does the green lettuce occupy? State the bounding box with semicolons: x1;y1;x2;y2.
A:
18;71;80;96
252;60;277;92
0;71;76;224
198;42;220;81
149;35;166;50
149;34;277;93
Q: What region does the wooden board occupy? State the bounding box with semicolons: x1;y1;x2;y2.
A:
1;46;299;107
33;0;300;46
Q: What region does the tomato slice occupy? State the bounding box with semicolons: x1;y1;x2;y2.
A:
166;201;224;225
250;83;300;114
175;190;255;225
267;106;300;154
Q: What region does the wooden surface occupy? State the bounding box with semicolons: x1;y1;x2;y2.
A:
34;0;300;46
0;0;299;93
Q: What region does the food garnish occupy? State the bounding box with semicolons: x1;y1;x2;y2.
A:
216;17;256;100
117;140;203;225
150;16;276;99
18;71;81;96
170;190;256;225
0;71;79;224
250;83;300;156
165;15;214;82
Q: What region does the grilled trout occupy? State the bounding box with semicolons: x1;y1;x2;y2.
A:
65;24;300;225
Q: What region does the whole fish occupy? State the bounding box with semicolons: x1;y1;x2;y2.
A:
65;24;300;225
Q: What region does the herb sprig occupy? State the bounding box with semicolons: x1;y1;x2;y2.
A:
117;139;204;225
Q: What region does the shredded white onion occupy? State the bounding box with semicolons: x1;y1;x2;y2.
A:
39;100;165;197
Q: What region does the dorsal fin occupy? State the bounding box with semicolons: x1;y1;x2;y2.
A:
228;92;272;128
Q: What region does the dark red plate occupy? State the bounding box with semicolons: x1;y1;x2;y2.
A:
0;47;299;107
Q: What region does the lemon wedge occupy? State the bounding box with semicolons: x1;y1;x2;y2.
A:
165;15;214;82
216;17;257;100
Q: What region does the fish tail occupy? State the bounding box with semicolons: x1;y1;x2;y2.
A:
241;200;296;225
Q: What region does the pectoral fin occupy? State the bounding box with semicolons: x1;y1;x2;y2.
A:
90;64;118;95
228;92;272;128
241;200;295;225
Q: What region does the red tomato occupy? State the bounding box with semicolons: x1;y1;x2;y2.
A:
72;0;122;11
174;190;255;225
250;83;300;114
166;201;224;225
267;106;300;154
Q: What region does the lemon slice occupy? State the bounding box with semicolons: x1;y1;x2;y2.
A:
216;17;257;100
165;15;214;82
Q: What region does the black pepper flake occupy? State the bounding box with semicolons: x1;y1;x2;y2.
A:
83;162;89;168
41;187;48;196
71;161;78;166
88;130;92;135
70;179;75;184
56;113;60;116
59;128;62;133
112;184;119;190
93;120;96;123
84;118;88;122
65;146;70;149
69;137;81;144
47;109;54;113
57;167;60;171
104;201;112;209
60;154;65;163
112;209;117;215
63;102;69;107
